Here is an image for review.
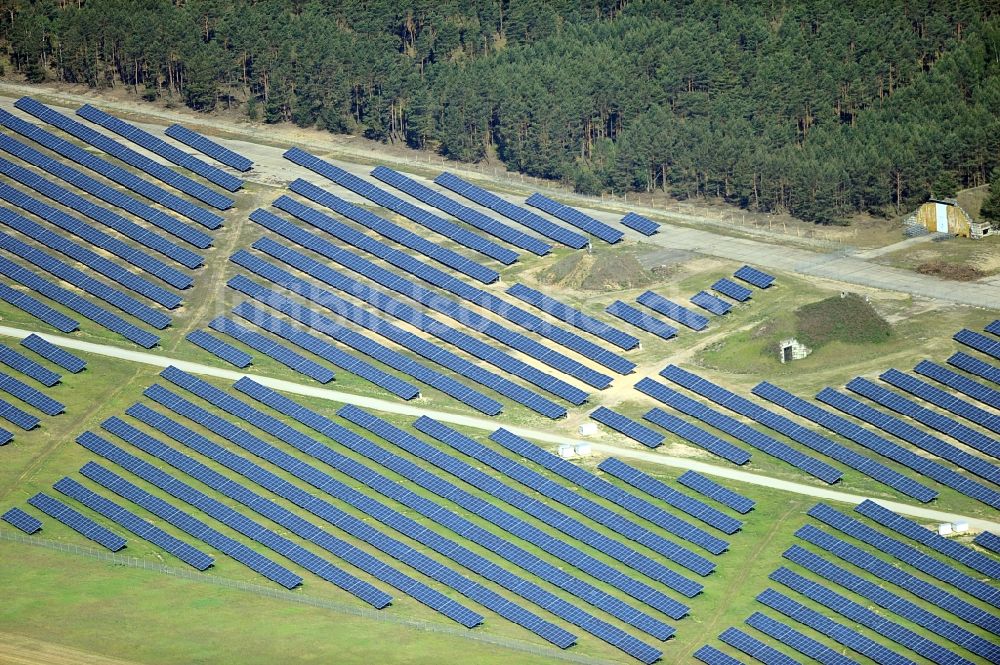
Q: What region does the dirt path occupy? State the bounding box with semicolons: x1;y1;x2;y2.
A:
0;632;144;665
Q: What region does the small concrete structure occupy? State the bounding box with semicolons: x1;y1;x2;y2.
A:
953;521;969;534
938;523;954;536
779;338;811;363
574;443;592;457
557;444;576;459
578;422;598;437
912;199;991;238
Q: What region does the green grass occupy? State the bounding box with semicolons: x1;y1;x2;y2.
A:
794;293;892;349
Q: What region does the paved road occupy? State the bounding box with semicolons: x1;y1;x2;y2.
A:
4;324;997;531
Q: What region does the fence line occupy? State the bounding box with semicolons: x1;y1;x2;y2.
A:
0;529;619;665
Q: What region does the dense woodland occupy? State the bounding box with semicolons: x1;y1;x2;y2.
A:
2;0;999;224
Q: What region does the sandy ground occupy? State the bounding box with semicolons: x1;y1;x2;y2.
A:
0;632;143;665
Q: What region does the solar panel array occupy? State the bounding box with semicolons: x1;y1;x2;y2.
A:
0;396;40;430
0;370;64;415
648;371;842;483
164;124;253;171
878;368;1000;438
370;166;551;255
606;300;678;340
590;406;664;448
80;460;302;588
954;328;1000;360
0;182;193;290
974;531;1000;554
283;149;518;265
986;319;1000;336
524;192;624;244
620;212;659;235
694;644;747;665
185;330;252;368
76;104;243;191
914;359;1000;410
690;291;733;316
718;626;801;665
744;612;859;665
284;180;501;284
812;388;1000;508
0;282;78;332
598;459;743;534
0;107;224;229
0;142;211;256
434;171;589;248
0;343;60;386
27;491;126;551
53;476;214;570
733;266;775;288
637;291;709;331
677;471;756;514
21;334;86;373
641;401;753;465
713;278;753;302
947;351;1000;386
846;376;1000;458
505;283;640;350
208;317;333;383
14;97;234;210
413;415;701;606
1;506;42;534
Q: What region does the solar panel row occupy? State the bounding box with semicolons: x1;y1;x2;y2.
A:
505;283;640;350
235;245;571;415
251;206;621;384
20;334;86;373
718;626;801;665
620;212;659;236
14;97;234;210
879;368;1000;438
164;124;253;171
676;471;756;514
0;343;60;386
590;406;664;448
27;491;126;551
947;351;1000;386
412;416;701;604
524;193;623;244
208;317;334;383
0;182;193;290
733;266;775;288
0;370;64;415
744;612;858;665
914;360;1000;412
0;107;224;229
0;425;12;445
76;104;243;191
284;151;517;265
954;328;1000;360
370;166;551;256
0;282;78;333
974;531;1000;554
185;330;252;368
694;644;746;665
987;319;1000;336
340;406;677;640
0;396;40;430
231;302;417;399
795;524;1000;636
0;142;212;255
713;278;752;302
434;171;589;248
53;476;214;570
597;459;743;534
0;229;174;329
690;291;733;316
80;461;302;588
606;301;678;340
636;291;709;331
640;402;753;465
1;506;42;534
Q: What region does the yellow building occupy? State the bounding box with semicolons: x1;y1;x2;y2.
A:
914;198;992;238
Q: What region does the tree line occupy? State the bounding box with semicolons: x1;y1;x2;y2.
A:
3;0;999;225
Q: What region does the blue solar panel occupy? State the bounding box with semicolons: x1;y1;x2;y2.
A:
690;290;733;315
0;343;60;386
0;370;63;415
694;644;747;665
76;104;243;191
0;426;11;445
164;124;253;171
185;330;252;368
590;406;664;447
954;328;1000;360
80;461;302;588
947;351;1000;386
606;300;678;340
974;531;1000;555
718;626;802;665
434;172;589;248
914;359;1000;411
598;459;743;534
53;476;214;570
0;143;211;256
0;283;78;332
20;334;86;373
621;212;660;235
713;278;753;302
641;403;753;465
283;150;517;265
505;283;640;350
879;368;1000;438
14;97;233;210
734;265;775;288
0;396;40;430
370;166;551;256
27;491;126;551
637;291;709;331
745;612;859;665
0;107;223;229
677;471;755;514
524;192;623;244
2;506;42;533
208;317;334;383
